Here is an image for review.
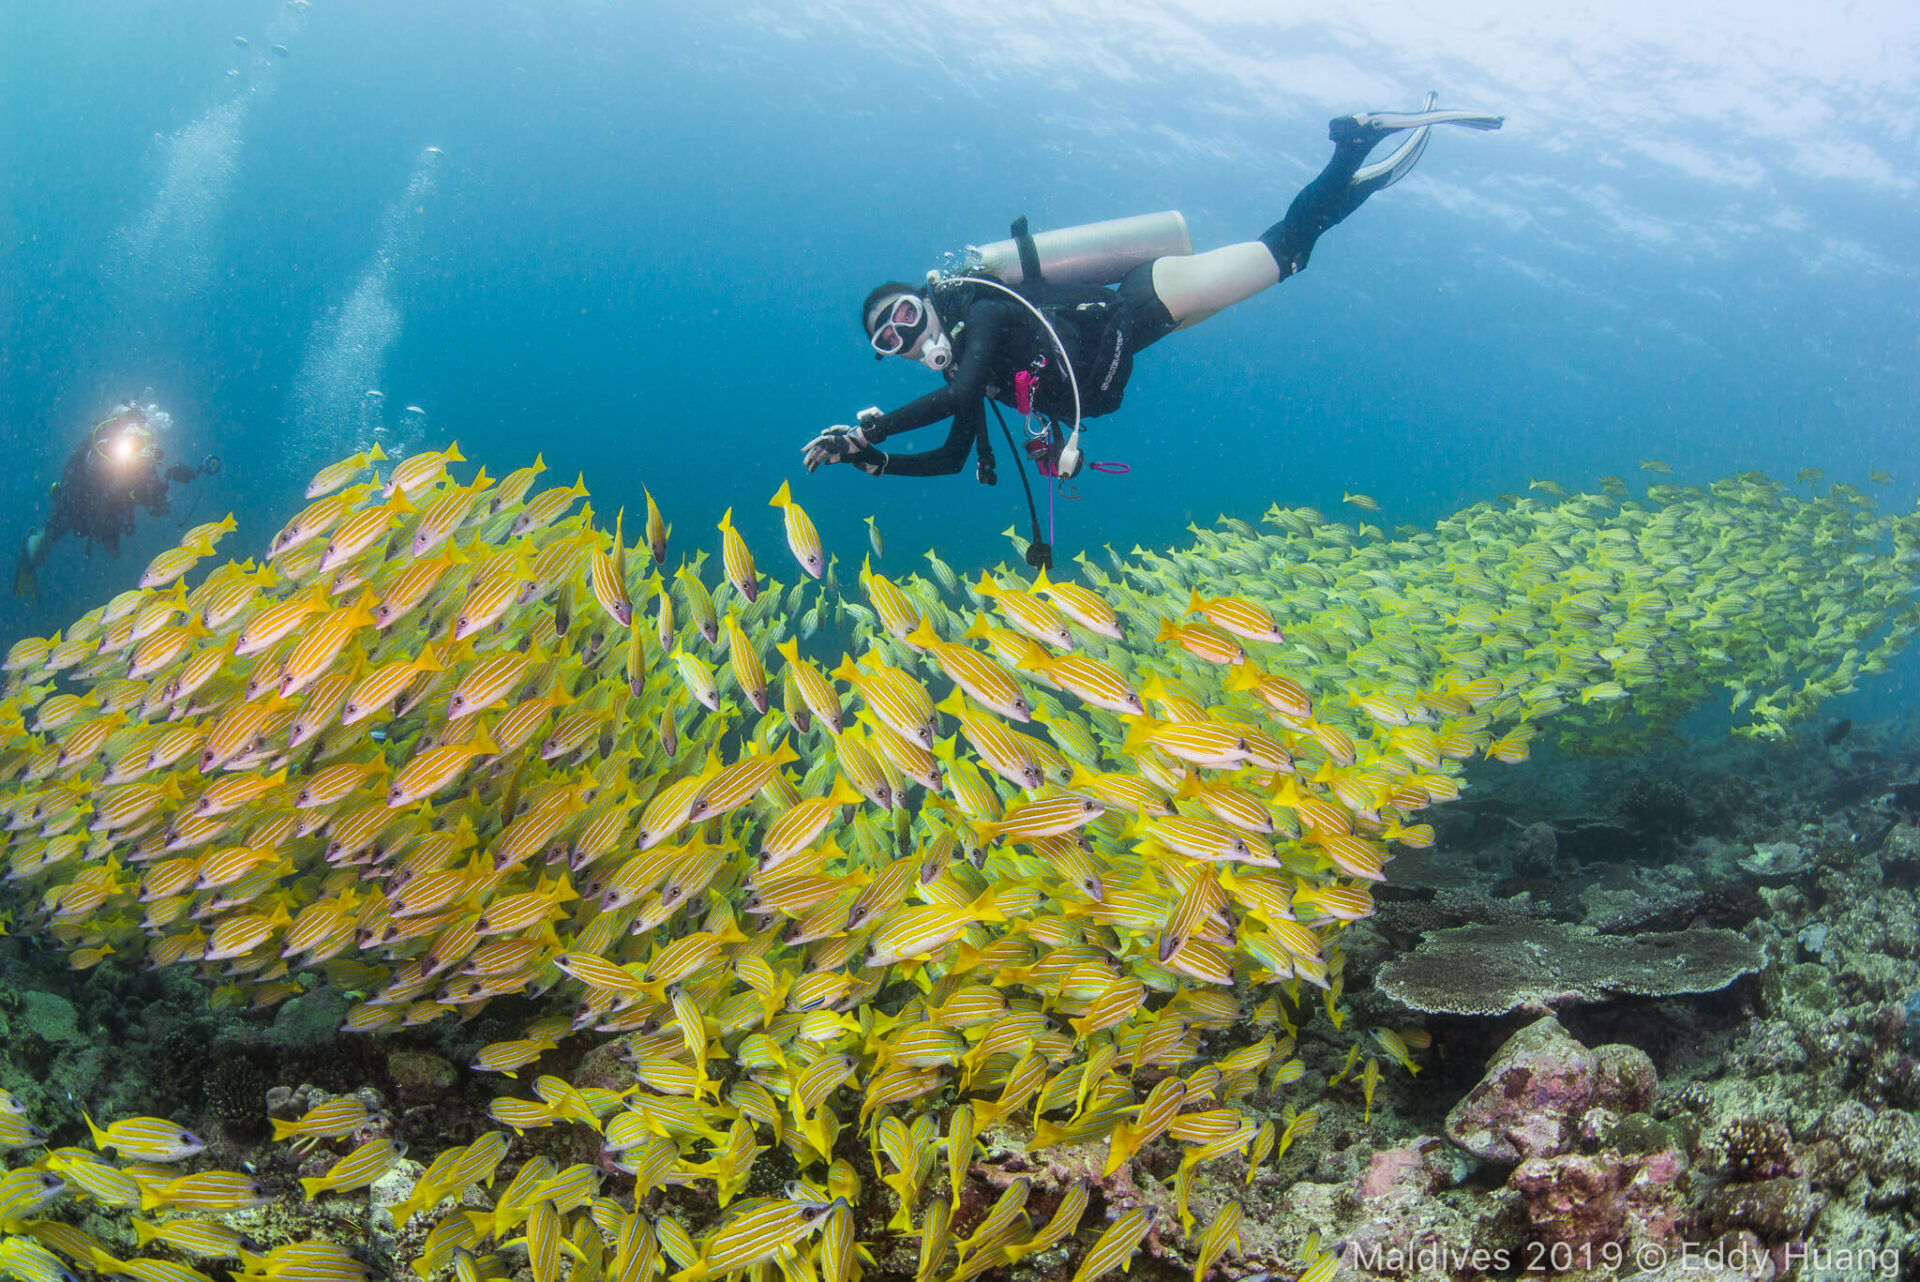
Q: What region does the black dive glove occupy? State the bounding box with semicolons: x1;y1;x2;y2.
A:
801;426;887;476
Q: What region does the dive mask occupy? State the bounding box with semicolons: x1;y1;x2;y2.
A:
870;294;952;371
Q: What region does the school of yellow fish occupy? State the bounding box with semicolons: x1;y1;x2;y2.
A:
0;448;1913;1282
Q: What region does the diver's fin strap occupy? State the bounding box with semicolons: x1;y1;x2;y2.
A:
1010;216;1044;284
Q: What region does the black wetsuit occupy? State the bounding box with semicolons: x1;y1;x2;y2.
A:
859;268;1181;478
45;421;191;556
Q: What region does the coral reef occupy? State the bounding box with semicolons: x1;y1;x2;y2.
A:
1716;1117;1794;1181
1372;921;1768;1016
2;459;1919;1279
1444;1016;1650;1163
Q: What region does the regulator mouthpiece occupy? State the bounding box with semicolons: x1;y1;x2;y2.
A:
919;331;953;371
1057;428;1085;480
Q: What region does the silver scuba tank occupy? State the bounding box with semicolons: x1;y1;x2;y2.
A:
964;211;1192;287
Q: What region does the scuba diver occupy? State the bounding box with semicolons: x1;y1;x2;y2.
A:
802;98;1502;565
12;397;221;600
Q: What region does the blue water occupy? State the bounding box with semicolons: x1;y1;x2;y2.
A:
4;1;1918;715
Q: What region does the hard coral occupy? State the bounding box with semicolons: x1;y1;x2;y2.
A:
1658;1081;1714;1119
1374;921;1767;1016
1717;1118;1794;1182
208;1053;273;1141
1616;775;1697;846
149;1025;212;1111
1510;1147;1690;1256
1444;1017;1658;1166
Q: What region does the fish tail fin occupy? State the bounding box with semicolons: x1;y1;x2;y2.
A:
904;618;938;649
367;442;387;462
390;1193;423;1229
770;480;792;509
1120;717;1159;756
1012;649;1051;676
84;1110;112;1152
445;441;465;463
1032;1119;1069;1150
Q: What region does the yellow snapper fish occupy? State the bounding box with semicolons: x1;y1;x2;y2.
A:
139;516;237;590
384;441;466;498
308;442;388;498
298;1136;406;1200
768;480;824;579
85;1114;205;1163
0;448;1909;1282
269;1096;374;1142
716;507;759;603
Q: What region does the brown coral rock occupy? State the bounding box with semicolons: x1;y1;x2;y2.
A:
1445;1017;1597;1164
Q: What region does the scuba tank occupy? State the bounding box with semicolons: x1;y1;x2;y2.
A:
963;211;1191;287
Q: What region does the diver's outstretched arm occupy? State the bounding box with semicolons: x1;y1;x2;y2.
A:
867;403;988;479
